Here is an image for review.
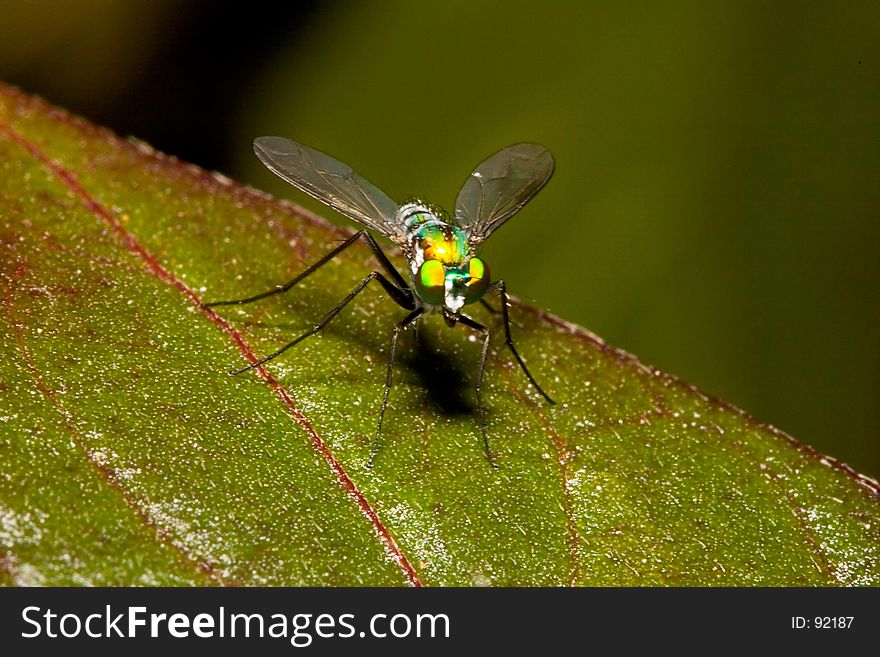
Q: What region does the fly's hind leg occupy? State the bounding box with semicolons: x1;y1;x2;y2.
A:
479;299;501;315
202;230;410;308
230;270;414;375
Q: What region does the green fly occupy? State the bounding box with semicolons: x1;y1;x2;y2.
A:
204;137;556;467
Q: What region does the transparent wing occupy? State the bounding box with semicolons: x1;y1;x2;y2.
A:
253;136;403;240
454;143;554;245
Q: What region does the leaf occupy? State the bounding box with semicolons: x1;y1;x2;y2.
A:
1;84;878;587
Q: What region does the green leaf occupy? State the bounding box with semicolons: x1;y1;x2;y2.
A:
1;83;878;587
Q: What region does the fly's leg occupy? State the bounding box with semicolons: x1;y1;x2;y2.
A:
457;314;498;469
230;271;414;375
479;299;501;314
486;280;555;405
368;307;424;468
202;230;411;307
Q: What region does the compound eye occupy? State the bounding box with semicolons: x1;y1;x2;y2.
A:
415;259;446;306
464;257;490;304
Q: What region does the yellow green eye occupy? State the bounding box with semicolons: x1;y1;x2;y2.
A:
464;257;490;303
415;259;445;305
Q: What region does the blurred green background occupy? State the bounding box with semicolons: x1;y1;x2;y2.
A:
1;0;878;478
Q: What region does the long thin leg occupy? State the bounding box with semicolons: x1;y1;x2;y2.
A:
230;271;413;375
457;314;497;469
203;230;411;307
368;307;424;468
479;299;501;314
487;280;555;405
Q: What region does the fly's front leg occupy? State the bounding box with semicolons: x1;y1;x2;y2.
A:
457;314;498;469
487;280;555;405
368;307;424;468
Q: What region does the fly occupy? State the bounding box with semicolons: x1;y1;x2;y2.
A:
204;137;556;468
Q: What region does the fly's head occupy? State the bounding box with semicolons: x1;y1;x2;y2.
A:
414;255;490;321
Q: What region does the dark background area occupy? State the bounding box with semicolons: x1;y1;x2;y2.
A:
1;0;878;478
